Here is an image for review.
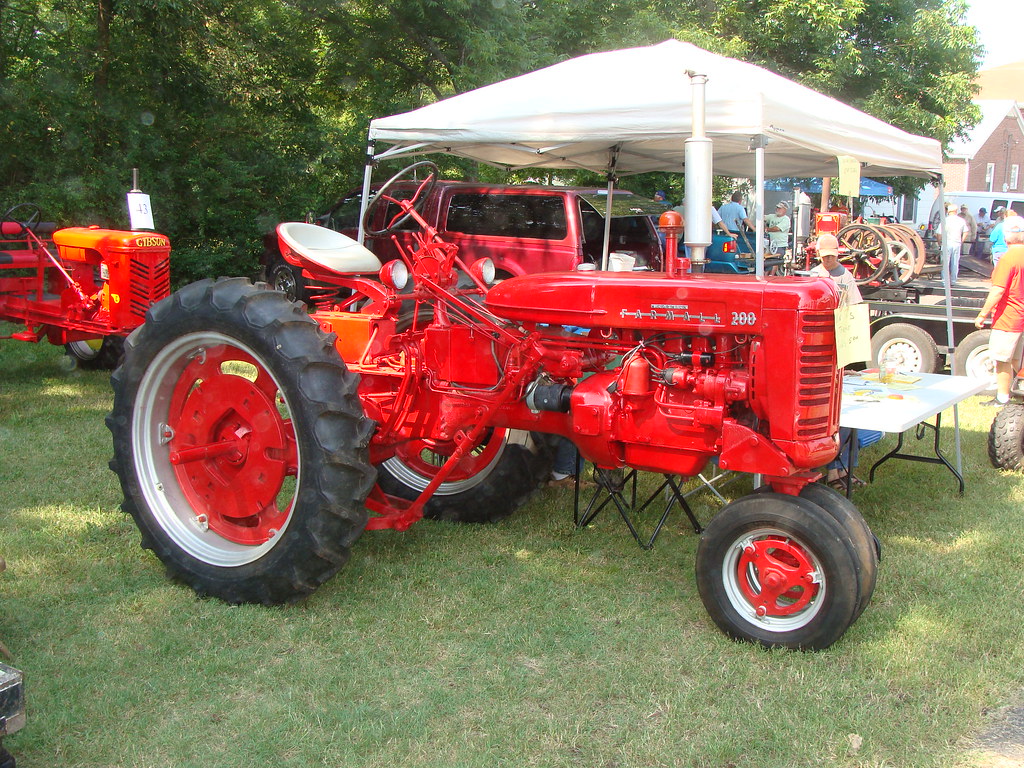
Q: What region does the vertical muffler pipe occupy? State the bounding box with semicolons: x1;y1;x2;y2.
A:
684;72;713;272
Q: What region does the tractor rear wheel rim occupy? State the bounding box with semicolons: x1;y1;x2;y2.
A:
133;331;299;565
382;429;509;495
723;526;825;631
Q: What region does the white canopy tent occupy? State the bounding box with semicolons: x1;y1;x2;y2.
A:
366;39;944;278
367;39;942;179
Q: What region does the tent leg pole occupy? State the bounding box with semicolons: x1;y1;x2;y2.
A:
357;140;376;245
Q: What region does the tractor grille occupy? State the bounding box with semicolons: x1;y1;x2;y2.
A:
795;312;838;437
129;255;171;321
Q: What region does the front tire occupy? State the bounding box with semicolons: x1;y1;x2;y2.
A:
988;403;1024;471
107;278;377;604
696;492;863;650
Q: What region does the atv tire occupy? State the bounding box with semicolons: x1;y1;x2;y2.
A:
988;402;1024;471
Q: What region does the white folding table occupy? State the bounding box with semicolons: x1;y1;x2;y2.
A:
839;371;987;494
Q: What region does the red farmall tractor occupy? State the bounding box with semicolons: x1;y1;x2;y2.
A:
0;204;171;367
108;163;878;650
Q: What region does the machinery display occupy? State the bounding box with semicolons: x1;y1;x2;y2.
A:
0;203;171;368
107;162;879;650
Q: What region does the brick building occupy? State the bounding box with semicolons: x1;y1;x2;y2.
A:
942;100;1024;193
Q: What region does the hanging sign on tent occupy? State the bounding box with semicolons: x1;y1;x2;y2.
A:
837;156;862;197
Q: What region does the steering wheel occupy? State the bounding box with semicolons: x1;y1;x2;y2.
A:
2;203;42;235
362;161;439;237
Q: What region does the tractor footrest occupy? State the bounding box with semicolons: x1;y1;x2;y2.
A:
364;486;425;531
9;331;39;342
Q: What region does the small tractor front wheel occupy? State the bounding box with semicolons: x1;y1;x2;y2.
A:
696;492;864;650
988;402;1024;471
107;278;377;604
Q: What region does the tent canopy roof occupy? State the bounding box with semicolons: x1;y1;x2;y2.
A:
368;40;943;180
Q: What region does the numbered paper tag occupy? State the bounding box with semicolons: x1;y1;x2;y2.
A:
127;192;155;230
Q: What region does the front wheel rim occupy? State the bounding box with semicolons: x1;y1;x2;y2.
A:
721;526;825;632
132;331;300;566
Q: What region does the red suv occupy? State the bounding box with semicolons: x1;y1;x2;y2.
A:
262;182;664;301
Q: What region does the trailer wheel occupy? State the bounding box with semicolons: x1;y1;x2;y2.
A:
953;329;1020;394
696;492;862;650
107;277;376;604
377;429;551;523
870;323;941;374
988;403;1024;471
65;336;124;370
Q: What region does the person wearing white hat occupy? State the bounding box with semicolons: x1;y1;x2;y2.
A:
764;201;791;253
943;203;968;286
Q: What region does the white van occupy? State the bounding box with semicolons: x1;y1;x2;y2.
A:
926;190;1024;232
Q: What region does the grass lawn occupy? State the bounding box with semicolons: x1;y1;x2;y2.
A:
2;334;1023;768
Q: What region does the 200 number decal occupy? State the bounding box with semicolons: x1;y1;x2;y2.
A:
731;311;756;326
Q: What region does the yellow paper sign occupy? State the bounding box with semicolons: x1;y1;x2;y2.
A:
837;155;862;198
835;302;871;369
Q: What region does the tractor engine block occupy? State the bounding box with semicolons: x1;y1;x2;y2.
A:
486;270;842;481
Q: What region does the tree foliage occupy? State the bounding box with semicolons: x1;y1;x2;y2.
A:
0;0;982;283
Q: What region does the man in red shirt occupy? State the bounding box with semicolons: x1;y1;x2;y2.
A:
975;216;1024;405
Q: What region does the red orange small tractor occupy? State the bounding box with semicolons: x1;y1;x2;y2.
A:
0;203;171;368
108;163;878;650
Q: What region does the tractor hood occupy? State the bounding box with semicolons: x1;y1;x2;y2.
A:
484;271;839;332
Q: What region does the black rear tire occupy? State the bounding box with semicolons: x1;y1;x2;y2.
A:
988;402;1024;471
377;430;552;523
696;492;863;650
107;277;377;604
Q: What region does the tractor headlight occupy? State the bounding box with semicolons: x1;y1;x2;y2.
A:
380;260;410;291
471;258;496;285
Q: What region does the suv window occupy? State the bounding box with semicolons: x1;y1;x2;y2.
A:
445;193;568;240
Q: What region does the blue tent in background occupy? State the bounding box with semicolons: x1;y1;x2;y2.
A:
765;178;894;197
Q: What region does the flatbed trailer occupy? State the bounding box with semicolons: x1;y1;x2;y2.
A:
863;281;996;388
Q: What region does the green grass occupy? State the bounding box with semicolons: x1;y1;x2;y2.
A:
2;335;1023;767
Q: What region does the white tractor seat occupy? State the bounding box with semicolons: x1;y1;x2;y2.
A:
277;222;382;274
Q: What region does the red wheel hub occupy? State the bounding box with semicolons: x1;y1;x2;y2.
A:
736;536;819;617
165;344;297;545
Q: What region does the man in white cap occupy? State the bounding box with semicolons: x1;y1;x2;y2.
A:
764;201;791;253
943;203;968;286
976;215;1024;406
